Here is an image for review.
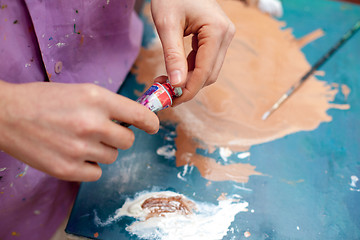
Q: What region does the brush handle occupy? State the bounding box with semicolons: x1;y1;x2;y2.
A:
298;20;360;87
263;20;360;120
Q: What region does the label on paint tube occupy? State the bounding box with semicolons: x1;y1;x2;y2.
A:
136;83;173;112
115;81;178;127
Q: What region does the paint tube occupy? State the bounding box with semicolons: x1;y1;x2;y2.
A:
116;80;182;127
137;80;182;113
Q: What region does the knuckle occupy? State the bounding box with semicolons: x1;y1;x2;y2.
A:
83;84;102;103
70;141;87;159
154;15;175;30
216;19;235;37
205;75;217;86
75;118;98;136
53;161;77;180
207;78;217;86
51;165;64;179
227;22;236;37
209;69;221;85
164;48;183;64
213;20;226;34
197;67;212;79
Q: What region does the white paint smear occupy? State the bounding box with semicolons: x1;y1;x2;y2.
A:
237;152;250;159
219;147;233;162
94;191;248;240
55;42;66;48
177;164;192;182
156;145;176;159
350;175;360;192
350;175;358;187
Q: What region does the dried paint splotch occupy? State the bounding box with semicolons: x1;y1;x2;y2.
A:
350;175;360;192
132;0;350;183
94;191;248;240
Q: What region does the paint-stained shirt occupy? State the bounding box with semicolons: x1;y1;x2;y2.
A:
0;0;143;239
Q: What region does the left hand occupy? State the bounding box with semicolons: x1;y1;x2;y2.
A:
151;0;235;105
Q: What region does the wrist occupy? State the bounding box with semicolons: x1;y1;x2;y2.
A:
0;79;13;112
0;80;15;149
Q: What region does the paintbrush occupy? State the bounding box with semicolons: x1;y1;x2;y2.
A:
262;20;360;120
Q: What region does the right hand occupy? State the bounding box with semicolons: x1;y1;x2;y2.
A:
151;0;235;105
0;81;159;182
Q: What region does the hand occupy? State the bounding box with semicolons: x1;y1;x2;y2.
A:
0;81;159;182
151;0;235;105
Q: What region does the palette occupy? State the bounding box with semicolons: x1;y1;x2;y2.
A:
66;0;360;239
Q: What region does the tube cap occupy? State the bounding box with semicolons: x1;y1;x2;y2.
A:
173;87;183;97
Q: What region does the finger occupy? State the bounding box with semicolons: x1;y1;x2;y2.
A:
85;142;118;165
173;41;196;105
55;160;102;182
105;93;160;134
153;75;169;84
187;50;197;72
153;13;188;87
177;27;222;103
192;34;199;52
79;161;103;182
183;36;199;83
100;120;137;150
172;71;193;106
205;23;235;87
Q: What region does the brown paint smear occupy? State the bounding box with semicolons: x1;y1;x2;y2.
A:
132;0;350;183
141;195;196;219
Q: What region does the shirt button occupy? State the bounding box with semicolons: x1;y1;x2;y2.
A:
54;61;63;74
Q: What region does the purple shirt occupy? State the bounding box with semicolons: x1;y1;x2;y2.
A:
0;0;143;239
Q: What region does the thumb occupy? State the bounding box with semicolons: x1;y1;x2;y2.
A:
156;24;188;87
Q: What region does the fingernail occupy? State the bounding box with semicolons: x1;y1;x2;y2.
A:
169;70;182;85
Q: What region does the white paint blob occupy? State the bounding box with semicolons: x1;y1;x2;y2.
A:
219;147;233;162
350;175;360;192
237;152;251;159
258;0;283;17
350;175;358;187
156;145;176;159
94;191;248;240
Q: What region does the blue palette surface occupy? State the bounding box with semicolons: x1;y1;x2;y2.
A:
66;0;360;239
